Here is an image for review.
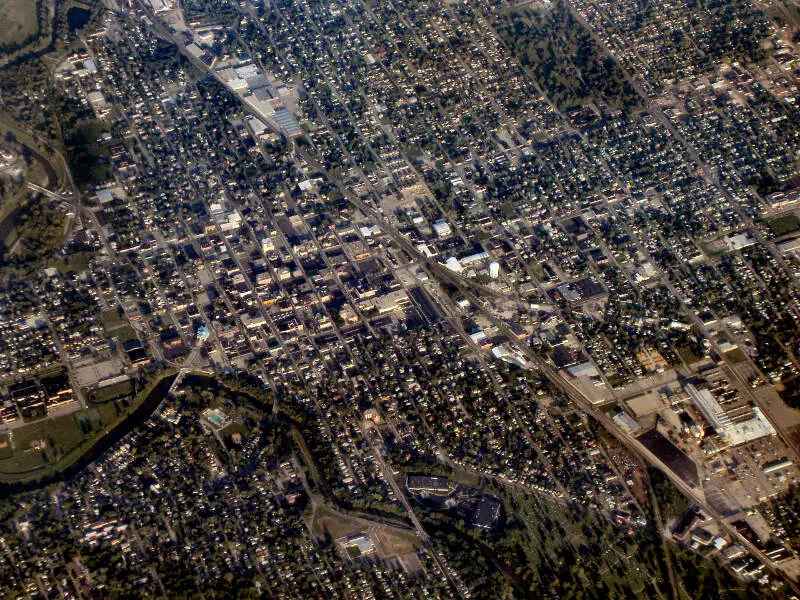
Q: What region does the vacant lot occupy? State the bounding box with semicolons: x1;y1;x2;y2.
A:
373;528;418;558
0;0;40;49
311;506;364;540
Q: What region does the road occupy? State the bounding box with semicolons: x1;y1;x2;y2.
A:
25;182;70;202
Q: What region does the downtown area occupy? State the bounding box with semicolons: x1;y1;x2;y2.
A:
2;0;800;598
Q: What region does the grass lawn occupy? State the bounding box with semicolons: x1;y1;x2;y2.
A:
725;347;748;364
0;432;12;460
677;345;702;365
75;408;103;431
113;324;139;343
0;0;40;49
48;251;95;274
0;413;87;479
220;421;249;440
0;447;46;475
530;262;547;282
768;213;800;237
89;379;133;404
450;468;482;488
100;308;126;331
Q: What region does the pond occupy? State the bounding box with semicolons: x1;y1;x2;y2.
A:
67;7;91;32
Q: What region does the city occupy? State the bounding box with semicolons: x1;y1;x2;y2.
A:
1;0;800;597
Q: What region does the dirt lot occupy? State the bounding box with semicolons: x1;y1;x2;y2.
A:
372;527;418;558
311;507;364;540
310;505;419;559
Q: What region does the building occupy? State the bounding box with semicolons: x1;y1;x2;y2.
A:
685;383;775;446
763;458;793;475
610;407;640;434
725;232;756;251
407;475;449;494
433;220;452;238
472;496;501;529
672;506;700;541
567;361;599;378
343;533;376;558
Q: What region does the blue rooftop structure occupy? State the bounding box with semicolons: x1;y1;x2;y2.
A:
273;106;301;136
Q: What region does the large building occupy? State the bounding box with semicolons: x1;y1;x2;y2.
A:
343;533;376;559
407;475;449;494
472;497;502;529
685;384;775;447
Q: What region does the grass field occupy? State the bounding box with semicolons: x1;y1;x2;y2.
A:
48;251;95;275
75;407;103;431
100;308;127;331
220;421;249;442
0;413;86;479
98;308;140;343
113;324;139;343
89;379;133;403
724;347;748;364
768;213;800;237
0;0;40;49
0;370;175;482
677;345;702;365
0;432;12;460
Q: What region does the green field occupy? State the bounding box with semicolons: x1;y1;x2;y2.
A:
99;308;140;343
113;324;139;343
75;407;103;431
89;379;134;404
0;433;12;460
0;0;41;50
725;347;748;364
677;345;703;365
768;213;800;237
48;251;95;274
100;308;127;331
0;371;174;483
0;413;87;479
